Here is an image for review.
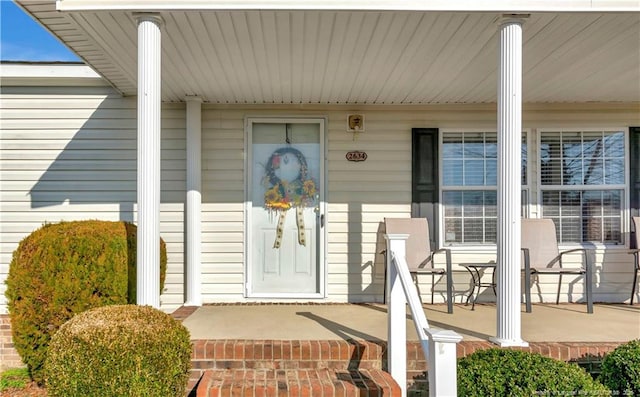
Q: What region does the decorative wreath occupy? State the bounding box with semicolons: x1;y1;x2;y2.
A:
262;147;317;212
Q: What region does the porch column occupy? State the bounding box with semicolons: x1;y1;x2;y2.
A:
491;15;529;347
185;96;202;306
136;13;163;308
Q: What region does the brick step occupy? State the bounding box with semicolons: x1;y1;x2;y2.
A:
196;369;401;397
187;339;624;395
190;340;387;371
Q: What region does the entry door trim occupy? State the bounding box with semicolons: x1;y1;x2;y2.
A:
245;117;327;299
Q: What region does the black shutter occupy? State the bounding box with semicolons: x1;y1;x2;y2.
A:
631;127;640;247
412;128;439;248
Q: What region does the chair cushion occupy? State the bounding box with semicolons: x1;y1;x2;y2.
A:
385;218;433;272
522;219;561;268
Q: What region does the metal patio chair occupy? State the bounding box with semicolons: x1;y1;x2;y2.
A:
384;218;453;314
630;216;640;305
521;218;593;313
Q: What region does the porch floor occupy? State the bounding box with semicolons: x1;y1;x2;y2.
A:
181;302;640;343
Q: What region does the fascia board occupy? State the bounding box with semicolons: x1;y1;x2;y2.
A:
0;63;108;86
56;0;640;12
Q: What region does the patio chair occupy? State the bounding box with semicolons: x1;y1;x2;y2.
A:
521;218;593;313
383;218;453;314
630;216;640;305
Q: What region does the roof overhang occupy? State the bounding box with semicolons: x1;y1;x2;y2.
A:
14;1;640;104
56;0;640;13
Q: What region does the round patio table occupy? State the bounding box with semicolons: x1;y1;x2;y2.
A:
459;262;497;310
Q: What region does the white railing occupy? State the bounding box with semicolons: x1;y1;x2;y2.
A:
385;233;462;397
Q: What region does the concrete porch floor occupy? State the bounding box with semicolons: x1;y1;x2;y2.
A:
181;303;640;343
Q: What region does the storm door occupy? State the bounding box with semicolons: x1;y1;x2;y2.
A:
246;118;325;297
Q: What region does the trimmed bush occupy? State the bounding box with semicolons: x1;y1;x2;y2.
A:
599;339;640;395
4;220;167;384
457;348;609;397
45;305;191;397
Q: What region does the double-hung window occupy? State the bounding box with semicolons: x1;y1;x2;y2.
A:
437;128;627;247
540;129;626;245
440;131;528;245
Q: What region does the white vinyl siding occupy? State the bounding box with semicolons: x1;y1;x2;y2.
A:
201;112;246;300
326;114;411;301
1;83;639;314
0;86;186;313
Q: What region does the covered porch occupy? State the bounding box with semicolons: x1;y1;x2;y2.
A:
11;0;640;348
174;303;640;343
179;303;639;343
1;1;639;395
175;302;640;395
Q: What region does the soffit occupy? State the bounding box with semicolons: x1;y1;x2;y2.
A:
16;1;640;104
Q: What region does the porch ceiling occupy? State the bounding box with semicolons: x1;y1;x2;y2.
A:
17;1;640;104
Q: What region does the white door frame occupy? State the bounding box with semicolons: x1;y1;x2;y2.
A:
245;116;327;298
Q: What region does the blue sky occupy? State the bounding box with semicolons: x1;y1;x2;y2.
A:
1;0;80;61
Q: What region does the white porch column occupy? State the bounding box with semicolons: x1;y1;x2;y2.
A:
136;13;162;308
185;96;202;306
491;15;529;347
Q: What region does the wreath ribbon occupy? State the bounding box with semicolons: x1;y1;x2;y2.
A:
273;211;287;249
272;208;306;248
296;207;306;246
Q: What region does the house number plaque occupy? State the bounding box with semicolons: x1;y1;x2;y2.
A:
346;151;367;162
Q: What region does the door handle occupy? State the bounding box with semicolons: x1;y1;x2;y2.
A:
320;214;325;228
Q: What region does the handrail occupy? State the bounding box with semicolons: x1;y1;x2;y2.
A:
385;233;462;397
390;251;430;355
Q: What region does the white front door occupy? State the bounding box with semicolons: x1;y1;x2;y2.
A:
247;119;325;297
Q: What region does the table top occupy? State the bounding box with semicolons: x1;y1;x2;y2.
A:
459;262;496;269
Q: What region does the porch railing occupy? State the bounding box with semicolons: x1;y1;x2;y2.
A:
385;233;462;397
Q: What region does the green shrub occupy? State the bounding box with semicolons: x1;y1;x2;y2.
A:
45;305;191;397
457;348;609;397
598;339;640;395
4;220;167;384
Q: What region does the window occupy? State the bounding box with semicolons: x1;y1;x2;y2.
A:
430;128;629;247
441;131;527;245
540;130;626;244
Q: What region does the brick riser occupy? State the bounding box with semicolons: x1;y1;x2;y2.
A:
188;340;389;396
188;339;625;396
196;369;401;397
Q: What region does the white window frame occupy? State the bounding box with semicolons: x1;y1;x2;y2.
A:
438;128;530;249
536;127;630;248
